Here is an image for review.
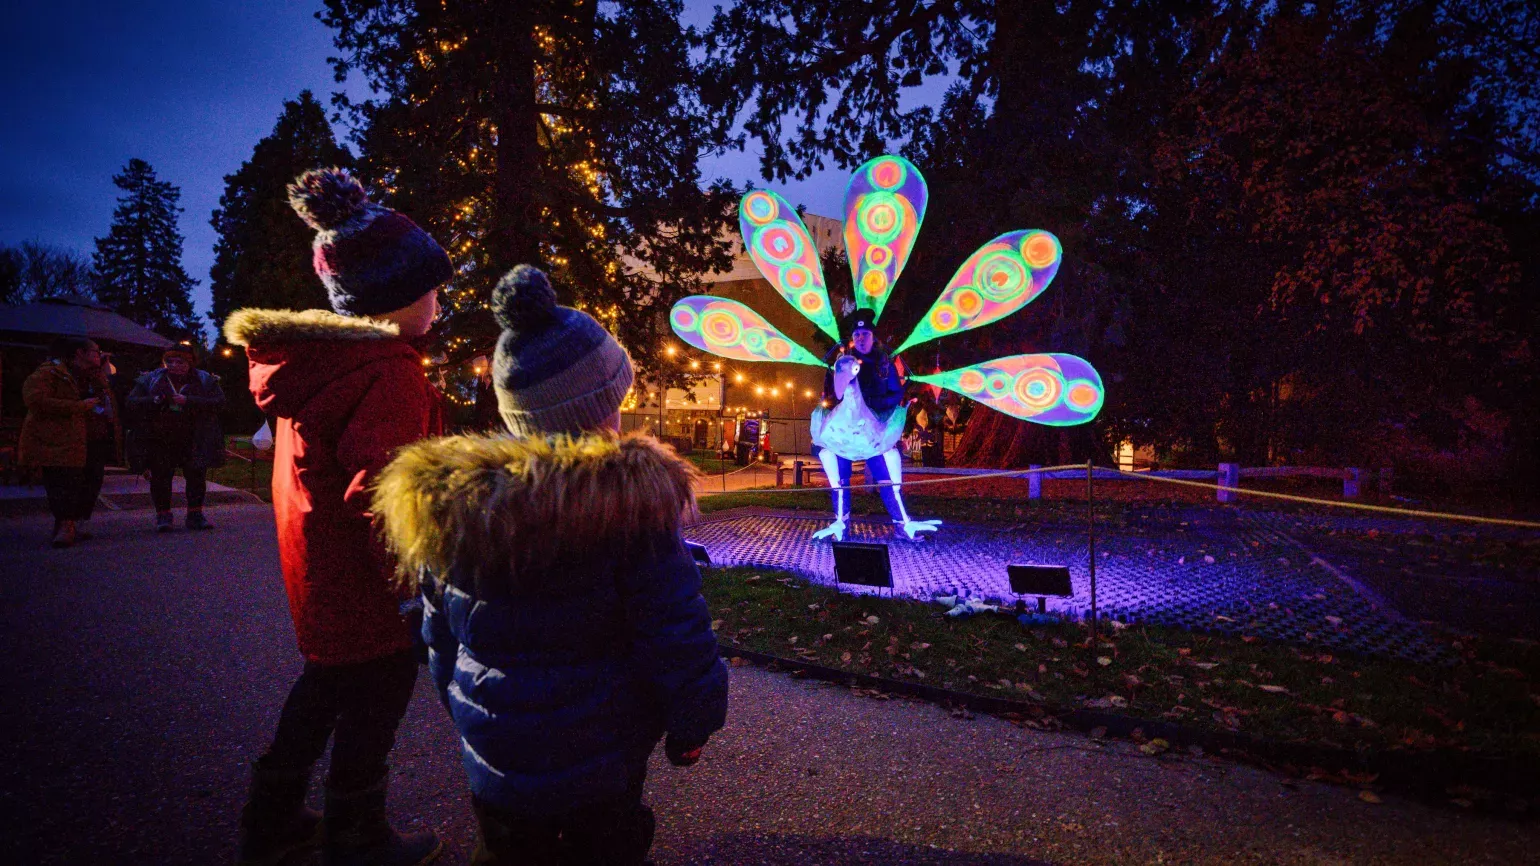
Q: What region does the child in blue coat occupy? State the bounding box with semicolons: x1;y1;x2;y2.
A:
374;266;728;865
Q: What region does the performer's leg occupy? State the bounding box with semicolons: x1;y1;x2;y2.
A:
812;450;851;541
867;451;909;525
876;449;941;540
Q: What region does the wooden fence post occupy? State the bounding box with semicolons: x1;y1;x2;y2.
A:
1028;464;1043;500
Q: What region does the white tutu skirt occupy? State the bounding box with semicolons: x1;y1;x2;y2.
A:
809;382;906;462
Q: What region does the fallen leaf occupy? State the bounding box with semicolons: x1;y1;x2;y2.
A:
1014;643;1028;651
840;651;852;663
1358;790;1382;804
711;619;725;630
1097;656;1113;666
865;615;880;625
1140;738;1171;756
1203;555;1216;564
729;657;750;667
1326;616;1343;626
1257;684;1289;694
1193;662;1219;670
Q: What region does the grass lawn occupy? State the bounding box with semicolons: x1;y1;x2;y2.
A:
701;565;1540;760
209;439;272;502
684;453;738;476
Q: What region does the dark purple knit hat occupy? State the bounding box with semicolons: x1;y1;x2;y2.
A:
287;168;453;317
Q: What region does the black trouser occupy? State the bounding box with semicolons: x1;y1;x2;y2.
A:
471;768;655;866
147;445;205;512
256;649;419;792
41;438;111;522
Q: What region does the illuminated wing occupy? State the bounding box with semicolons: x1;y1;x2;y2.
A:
740;189;840;342
894;230;1061;355
911;353;1103;426
669;296;826;367
844;155;927;323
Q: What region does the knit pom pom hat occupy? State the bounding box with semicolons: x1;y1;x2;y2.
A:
492;265;634;437
287;168;453;317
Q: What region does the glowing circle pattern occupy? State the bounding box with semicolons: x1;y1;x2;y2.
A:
953;288;983;318
669;296;825;368
893;229;1063;355
700;310;743;348
739;190;840;342
928;303;959;333
743;190;777;225
868;157;907;190
913;354;1103;426
1013;367;1063;411
1022;231;1060;269
844;154;927;322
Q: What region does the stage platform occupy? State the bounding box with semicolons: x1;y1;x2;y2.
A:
683;507;1452;662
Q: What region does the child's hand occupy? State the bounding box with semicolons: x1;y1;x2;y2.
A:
665;733;706;767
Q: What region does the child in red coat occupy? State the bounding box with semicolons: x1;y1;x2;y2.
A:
225;168;449;866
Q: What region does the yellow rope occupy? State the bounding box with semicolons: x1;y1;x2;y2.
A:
1103;467;1540;529
709;460;1540;530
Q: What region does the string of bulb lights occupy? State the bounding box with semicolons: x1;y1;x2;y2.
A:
656;342;820;415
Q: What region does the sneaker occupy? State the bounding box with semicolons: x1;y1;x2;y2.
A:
155;512;174;532
186;511;213;531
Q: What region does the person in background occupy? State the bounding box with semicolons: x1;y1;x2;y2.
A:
127;344;226;531
226;167;449;866
372;265;727;866
19;336;117;548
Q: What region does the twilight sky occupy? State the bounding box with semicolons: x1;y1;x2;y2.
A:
0;1;865;323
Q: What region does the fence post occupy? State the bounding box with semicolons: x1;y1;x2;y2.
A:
1028;464;1043;500
1217;462;1240;503
1343;467;1362;499
1378;466;1393;498
1086;459;1097;641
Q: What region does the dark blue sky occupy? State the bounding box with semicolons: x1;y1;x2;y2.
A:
0;1;868;323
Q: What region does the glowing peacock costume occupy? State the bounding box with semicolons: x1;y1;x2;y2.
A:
670;155;1105;541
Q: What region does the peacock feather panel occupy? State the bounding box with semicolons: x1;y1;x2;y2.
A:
843;155;927;323
669;296;827;367
894;230;1061;355
912;353;1103;426
739;189;841;342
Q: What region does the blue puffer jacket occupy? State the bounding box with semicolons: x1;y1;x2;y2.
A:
373;432;728;814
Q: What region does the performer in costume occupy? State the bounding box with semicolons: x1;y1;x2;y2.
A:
667;154;1106;549
809;310;940;541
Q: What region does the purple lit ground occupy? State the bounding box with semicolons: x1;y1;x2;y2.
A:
682;507;1539;663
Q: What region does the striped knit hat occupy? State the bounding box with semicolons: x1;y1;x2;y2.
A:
287;168;453;317
491;265;634;437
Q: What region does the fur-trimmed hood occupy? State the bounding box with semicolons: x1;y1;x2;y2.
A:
223;307;422;419
223;307;400;347
373;432;701;592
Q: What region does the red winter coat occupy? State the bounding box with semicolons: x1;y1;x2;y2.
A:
225;308;443;665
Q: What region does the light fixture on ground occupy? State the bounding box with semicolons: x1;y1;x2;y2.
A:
832;541;893;594
1007;564;1072;620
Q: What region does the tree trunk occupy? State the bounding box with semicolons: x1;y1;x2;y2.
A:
491;7;543;270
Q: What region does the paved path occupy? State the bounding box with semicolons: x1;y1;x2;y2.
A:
1;505;1533;864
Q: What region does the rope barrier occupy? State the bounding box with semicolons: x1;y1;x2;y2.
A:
1101;467;1540;530
700;460;1540;530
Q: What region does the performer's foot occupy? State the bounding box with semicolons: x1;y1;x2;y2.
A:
812;518;848;542
897;518;942;540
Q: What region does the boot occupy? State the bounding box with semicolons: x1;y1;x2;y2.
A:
156;511;174;532
51;520;77;548
187;509;214;530
324;780;441;866
237;765;323;866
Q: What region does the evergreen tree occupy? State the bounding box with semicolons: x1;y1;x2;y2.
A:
321;0;736;369
209;91;354;327
92;159;203;342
